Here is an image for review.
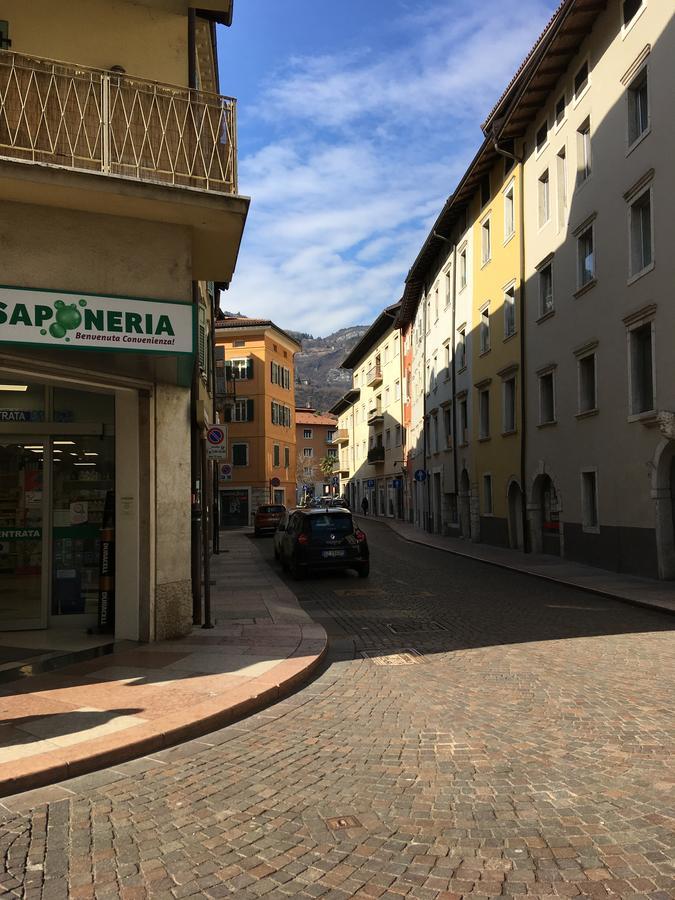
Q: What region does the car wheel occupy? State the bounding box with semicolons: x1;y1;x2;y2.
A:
357;562;370;578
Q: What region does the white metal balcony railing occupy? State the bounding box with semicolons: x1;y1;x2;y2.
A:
0;50;237;194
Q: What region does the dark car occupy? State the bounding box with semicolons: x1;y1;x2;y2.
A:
253;504;286;536
277;509;369;579
330;497;350;510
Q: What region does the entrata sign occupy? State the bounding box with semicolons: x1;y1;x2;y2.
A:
0;285;194;355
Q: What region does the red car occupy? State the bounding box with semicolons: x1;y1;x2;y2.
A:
254;504;286;536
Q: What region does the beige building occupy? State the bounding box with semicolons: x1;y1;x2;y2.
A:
295;410;338;502
485;0;674;576
332;303;405;517
0;1;248;641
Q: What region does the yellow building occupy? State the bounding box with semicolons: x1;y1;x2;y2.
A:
470;148;524;548
214;317;300;524
0;1;248;642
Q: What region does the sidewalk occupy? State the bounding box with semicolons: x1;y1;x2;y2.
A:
357;514;675;616
0;531;326;797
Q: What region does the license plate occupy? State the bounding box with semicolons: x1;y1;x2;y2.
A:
322;549;345;558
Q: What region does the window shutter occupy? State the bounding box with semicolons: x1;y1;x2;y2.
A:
198;308;206;373
246;358;253;379
222;404;232;423
246;399;254;422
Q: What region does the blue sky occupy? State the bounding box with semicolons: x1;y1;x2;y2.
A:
217;0;558;337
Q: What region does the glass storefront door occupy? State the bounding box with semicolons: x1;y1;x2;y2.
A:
0;440;46;629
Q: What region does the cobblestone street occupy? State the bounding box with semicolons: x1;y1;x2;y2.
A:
2;522;674;899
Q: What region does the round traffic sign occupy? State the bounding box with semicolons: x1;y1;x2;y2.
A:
219;463;232;477
270;476;281;487
414;469;427;482
207;426;225;446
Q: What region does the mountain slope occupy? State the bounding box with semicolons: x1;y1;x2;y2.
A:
291;326;368;412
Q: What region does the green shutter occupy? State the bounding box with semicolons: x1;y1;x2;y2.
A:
246;358;253;379
246;399;254;421
273;445;280;467
222;404;232;423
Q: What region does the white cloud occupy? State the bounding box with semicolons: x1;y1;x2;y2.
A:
225;0;556;335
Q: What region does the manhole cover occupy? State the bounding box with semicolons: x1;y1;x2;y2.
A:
386;619;449;634
325;815;362;830
361;648;425;666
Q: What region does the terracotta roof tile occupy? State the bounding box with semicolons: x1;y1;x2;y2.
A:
296;412;338;426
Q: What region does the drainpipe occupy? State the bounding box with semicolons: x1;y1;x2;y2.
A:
190;282;202;624
423;293;430;531
493;136;528;553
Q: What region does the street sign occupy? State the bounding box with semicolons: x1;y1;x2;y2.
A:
392;478;402;489
331;476;339;486
414;469;427;482
206;425;227;460
367;479;375;488
219;463;232;481
270;476;281;487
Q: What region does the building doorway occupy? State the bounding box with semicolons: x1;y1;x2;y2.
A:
507;480;524;550
219;488;249;527
531;473;561;555
654;439;675;579
459;469;471;538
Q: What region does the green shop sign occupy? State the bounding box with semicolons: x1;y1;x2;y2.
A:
0;285;194;355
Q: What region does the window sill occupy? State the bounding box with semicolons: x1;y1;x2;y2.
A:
457;365;467;375
536;308;555;324
628;409;659;426
582;525;601;534
576;408;599;420
480;258;492;269
627;260;654;286
626;125;651;157
459;441;469;448
503;331;517;344
574;278;597;300
501;429;518;437
572;83;590;108
479;348;491;357
575;172;593;194
621;3;647;38
503;231;516;247
478;436;491;443
537;420;557;429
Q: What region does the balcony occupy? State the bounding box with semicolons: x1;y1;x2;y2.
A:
367;446;385;464
367;407;384;427
0;50;248;279
332;429;349;445
366;365;383;387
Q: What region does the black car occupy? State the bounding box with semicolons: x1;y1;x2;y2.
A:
276;509;369;579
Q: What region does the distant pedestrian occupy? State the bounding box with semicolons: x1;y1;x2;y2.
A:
361;496;369;516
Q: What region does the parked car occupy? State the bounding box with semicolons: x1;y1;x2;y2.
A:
276;508;369;579
273;508;295;559
330;497;350;510
253;504;286;536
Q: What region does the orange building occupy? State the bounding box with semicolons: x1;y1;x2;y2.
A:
295;409;338;502
214;317;300;525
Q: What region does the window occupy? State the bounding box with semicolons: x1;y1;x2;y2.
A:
394;380;400;401
457;328;466;369
536;121;548;154
578;353;597;413
577;223;595;287
623;0;643;26
629;188;652;278
434;287;439;322
480;307;490;353
574;61;589;99
556;148;567;229
445;269;452;307
480;173;491;208
198;307;207;374
444;342;451;372
444;406;453;446
479;388;490;439
555;94;566;127
459;397;468;444
303;428;313;439
327;430;335;442
503;378;516;433
483;474;493;515
459;248;467;288
504;182;515;240
385;386;390;407
539;371;556;424
395;424;401;447
230;357;253;380
577;118;591;183
271;362;291;389
0;21;10;50
538;170;550;226
232;443;248;466
230;398;254;423
353;373;359;387
284;447;290;468
503;285;516;338
534;263;552;320
233;339;245;348
303;448;313;458
303;466;312;477
629;322;654;414
271;401;292;427
273;444;280;467
385;428;391;450
481;218;491;264
581;470;599;531
327;448;338;460
627;68;649;146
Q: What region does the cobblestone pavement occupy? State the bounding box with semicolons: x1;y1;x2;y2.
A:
1;521;674;899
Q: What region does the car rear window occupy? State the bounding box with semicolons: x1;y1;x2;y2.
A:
259;505;284;513
308;514;353;535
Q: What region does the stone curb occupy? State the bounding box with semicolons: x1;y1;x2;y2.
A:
357;515;675;618
0;630;327;799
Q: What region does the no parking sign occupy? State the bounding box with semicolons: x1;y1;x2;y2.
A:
207;425;227;460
